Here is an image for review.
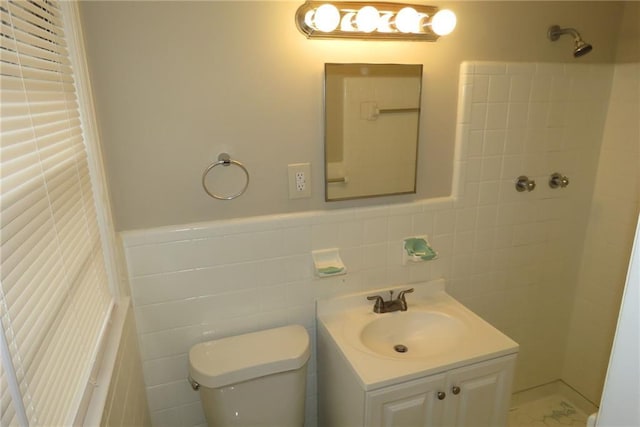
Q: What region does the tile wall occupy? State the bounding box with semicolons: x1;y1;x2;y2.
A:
100;306;151;426
121;62;614;426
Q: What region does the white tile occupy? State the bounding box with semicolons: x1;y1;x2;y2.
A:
478;181;500;206
507;103;528;129
460;61;475;74
283;254;312;282
363;216;388;244
455;208;478;233
434;210;456;235
486;103;509;129
147;382;180;412
459;84;473;124
501;155;524;180
527;102;550;129
470;103;487;130
311;222;339;249
430;234;454;258
480;157;503;181
338;220;364;247
454;231;475;254
530;76;552;102
488;75;511;103
201;311;289;342
472;75;490;102
536;63;565;75
387;215;413;240
136;298;206;334
475;62;506;75
483;130;506;156
363;243;388;269
199;289;262;323
143;354;188;387
411;211;434;236
506;63;535;75
467;130;484;157
150;407;181;427
340;246;363;273
139;325;202;360
126;240;194;277
550;75;571;102
282;225;312;256
504;129;525;154
408;262;432;283
509;76;532;103
476;205;498;230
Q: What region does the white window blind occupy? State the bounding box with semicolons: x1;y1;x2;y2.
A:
0;0;114;425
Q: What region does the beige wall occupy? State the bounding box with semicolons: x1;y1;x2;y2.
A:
562;1;640;405
80;1;625;231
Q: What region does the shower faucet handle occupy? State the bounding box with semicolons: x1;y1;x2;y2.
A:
549;172;569;189
515;176;536;192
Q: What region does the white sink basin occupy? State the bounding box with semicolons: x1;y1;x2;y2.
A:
358;310;467;359
317;279;519;390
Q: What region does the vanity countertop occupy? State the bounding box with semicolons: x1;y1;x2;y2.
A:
316;279;519;391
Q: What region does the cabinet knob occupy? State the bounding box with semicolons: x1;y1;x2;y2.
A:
437;391;446;400
452;386;461;395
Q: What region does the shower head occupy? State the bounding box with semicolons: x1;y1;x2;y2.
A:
548;25;593;58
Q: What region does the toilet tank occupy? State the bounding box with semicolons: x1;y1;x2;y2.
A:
189;325;310;427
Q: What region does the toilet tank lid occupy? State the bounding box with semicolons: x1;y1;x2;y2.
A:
189;324;310;388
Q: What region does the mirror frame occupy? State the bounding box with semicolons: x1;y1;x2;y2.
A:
324;63;423;202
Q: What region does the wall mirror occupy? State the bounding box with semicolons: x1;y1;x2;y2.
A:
324;63;422;201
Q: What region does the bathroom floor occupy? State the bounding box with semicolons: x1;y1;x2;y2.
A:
508;394;589;427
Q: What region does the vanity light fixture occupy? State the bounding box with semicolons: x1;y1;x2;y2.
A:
296;1;456;41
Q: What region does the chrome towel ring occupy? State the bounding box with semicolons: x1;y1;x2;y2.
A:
202;153;249;200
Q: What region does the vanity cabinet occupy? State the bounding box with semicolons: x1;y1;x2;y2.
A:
318;323;517;427
316;281;519;427
365;355;515;427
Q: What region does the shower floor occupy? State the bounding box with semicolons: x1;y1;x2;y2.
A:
508;394;589;427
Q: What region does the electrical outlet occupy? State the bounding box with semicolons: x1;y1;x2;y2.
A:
288;163;311;199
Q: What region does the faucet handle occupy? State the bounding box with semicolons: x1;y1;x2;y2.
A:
398;288;414;300
366;295;385;313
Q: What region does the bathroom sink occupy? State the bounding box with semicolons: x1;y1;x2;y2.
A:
317;279;519;390
358;310;467;358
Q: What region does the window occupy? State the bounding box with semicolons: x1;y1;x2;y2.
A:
1;0;115;425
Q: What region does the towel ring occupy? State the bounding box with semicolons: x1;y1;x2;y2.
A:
202;153;249;200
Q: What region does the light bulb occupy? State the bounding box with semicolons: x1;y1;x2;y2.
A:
431;9;456;36
377;13;394;32
340;12;357;31
304;10;315;28
314;4;340;32
355;6;379;33
395;7;420;33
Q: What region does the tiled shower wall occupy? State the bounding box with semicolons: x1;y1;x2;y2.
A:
122;62;613;427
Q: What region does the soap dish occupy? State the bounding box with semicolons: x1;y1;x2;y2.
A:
312;248;347;278
403;236;438;264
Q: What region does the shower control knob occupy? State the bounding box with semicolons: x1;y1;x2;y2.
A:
515;176;536;192
437;391;446;400
452;386;461;395
549;172;569;189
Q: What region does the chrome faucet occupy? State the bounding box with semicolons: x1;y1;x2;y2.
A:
366;288;414;313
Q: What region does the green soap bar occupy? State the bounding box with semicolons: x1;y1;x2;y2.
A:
318;266;344;275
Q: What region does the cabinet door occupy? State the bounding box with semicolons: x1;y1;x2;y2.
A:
365;373;447;427
443;355;517;427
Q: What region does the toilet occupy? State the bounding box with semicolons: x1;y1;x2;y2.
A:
188;324;310;427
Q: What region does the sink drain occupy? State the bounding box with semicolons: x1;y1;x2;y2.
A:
394;344;408;353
